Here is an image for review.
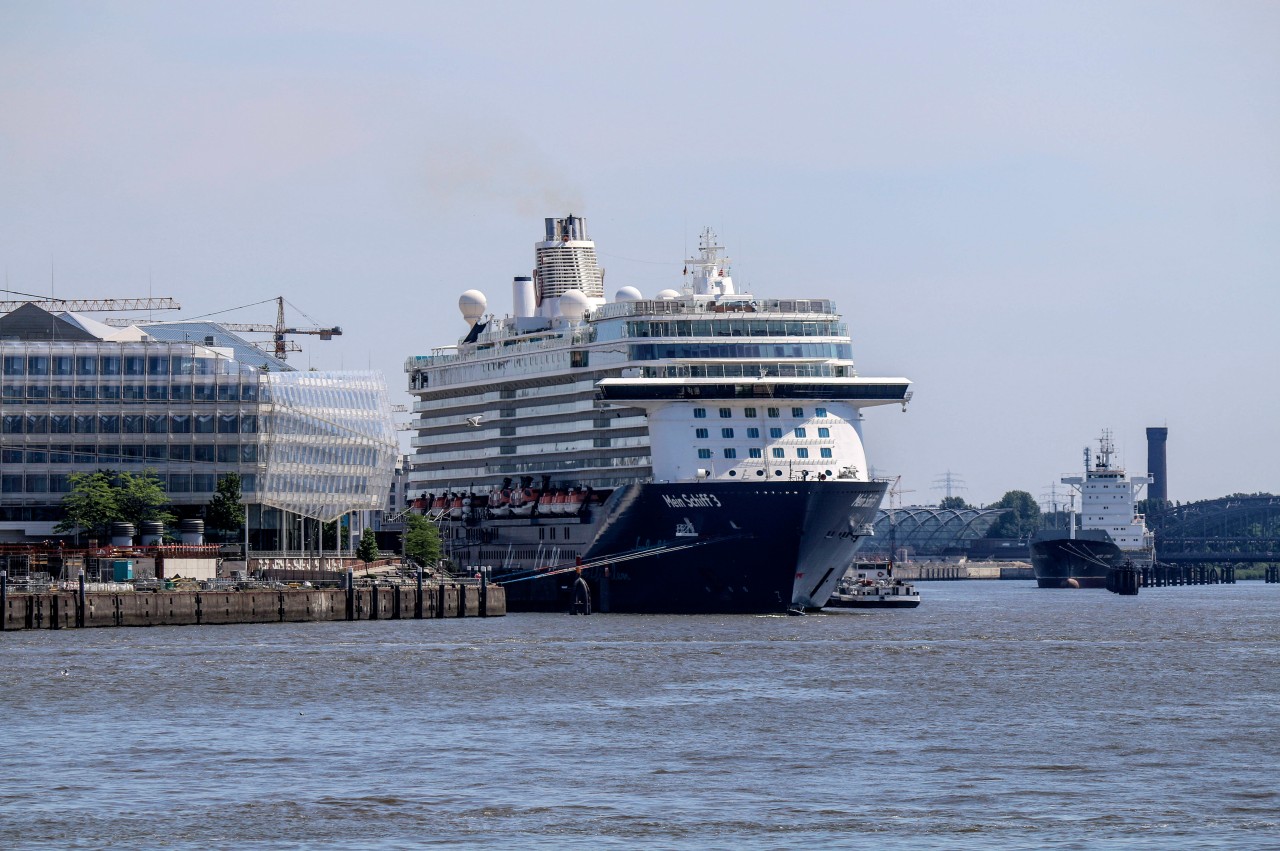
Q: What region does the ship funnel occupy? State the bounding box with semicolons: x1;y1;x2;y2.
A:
512;276;535;318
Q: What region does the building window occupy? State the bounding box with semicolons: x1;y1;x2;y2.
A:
815;407;827;417
744;408;757;418
721;428;734;438
820;448;833;458
797;448;809;459
769;427;783;438
746;427;759;439
767;407;780;418
749;448;762;459
695;428;709;439
794;427;807;438
818;427;830;438
791;407;804;417
723;448;737;459
772;448;785;459
719;407;732;418
693;408;706;419
697;448;712;459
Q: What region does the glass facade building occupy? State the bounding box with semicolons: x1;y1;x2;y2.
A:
0;306;397;540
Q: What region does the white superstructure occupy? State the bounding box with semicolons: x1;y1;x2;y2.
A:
405;218;911;495
1062;430;1154;555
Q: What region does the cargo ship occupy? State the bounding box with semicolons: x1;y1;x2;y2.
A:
1030;431;1155;588
404;216;912;612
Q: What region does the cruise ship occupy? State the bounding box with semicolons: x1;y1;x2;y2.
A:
405;216;912;613
1030;431;1156;588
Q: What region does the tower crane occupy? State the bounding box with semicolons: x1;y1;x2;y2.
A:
0;295;181;312
210;297;342;361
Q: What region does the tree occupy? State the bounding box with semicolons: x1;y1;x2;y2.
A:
207;473;246;536
985;490;1042;539
939;496;971;510
357;530;381;564
403;512;442;566
55;471;118;540
115;471;175;530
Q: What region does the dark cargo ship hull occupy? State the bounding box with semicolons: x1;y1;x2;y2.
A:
1029;529;1121;588
448;480;887;613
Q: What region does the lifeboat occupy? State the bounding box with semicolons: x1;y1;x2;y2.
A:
510;488;537;517
564;488;585;515
448;495;465;520
488;486;512;517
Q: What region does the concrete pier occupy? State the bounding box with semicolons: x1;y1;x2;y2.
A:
1;583;506;632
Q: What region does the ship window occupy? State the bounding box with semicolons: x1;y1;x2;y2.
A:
693;408;706;419
719;407;732;418
794;427;807;438
772;448;785;458
770;428;783;438
797;448;809;459
728;470;737;477
721;428;734;439
820;448;833;458
792;407;804;417
746;427;760;439
756;470;765;476
818;427;830;438
774;469;783;476
744;408;757;418
695;428;708;439
698;449;712;459
815;407;827;417
723;448;736;459
570;350;589;368
767;407;780;418
749;448;762;459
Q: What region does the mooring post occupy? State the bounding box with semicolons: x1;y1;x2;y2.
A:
415;564;424;619
480;567;488;618
345;567;355;621
0;570;7;632
77;570;86;629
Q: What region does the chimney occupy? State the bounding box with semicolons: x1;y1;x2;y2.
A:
1146;427;1168;503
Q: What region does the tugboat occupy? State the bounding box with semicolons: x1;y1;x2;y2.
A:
825;566;921;609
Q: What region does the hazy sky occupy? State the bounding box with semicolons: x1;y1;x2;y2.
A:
2;1;1277;506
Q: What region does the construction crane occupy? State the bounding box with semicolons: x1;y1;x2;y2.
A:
0;296;181;313
211;297;342;361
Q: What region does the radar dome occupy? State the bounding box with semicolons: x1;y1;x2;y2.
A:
655;289;680;300
458;290;487;324
560;289;590;322
615;286;643;302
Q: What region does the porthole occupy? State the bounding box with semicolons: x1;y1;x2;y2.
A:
756;470;764;477
774;470;783;476
728;470;737;477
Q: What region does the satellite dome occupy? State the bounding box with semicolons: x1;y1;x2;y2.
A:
458;290;487;324
560;289;590;322
655;289;680;300
615;286;643;302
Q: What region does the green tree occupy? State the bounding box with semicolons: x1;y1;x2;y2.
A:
115;471;176;530
357;530;381;563
403;512;442;566
55;471;119;540
207;473;246;536
985;490;1042;539
939;496;971;510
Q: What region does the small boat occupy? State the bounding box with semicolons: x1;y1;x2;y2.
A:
825;570;920;609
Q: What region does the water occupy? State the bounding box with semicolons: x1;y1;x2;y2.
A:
2;581;1278;849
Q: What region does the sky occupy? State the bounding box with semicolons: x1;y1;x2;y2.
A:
1;1;1277;507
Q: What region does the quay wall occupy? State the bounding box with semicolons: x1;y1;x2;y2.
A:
1;584;506;632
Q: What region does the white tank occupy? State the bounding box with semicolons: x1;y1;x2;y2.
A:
459;290;487;324
656;289;680;300
615;286;642;302
512;277;535;318
559;289;590;322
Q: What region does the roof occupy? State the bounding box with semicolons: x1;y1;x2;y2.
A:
129;321;294;372
0;303;101;342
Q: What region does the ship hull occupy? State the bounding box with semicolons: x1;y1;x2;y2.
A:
1029;529;1148;588
444;480;887;614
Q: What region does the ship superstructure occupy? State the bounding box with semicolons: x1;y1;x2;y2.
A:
405;216;912;613
1031;431;1155;588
